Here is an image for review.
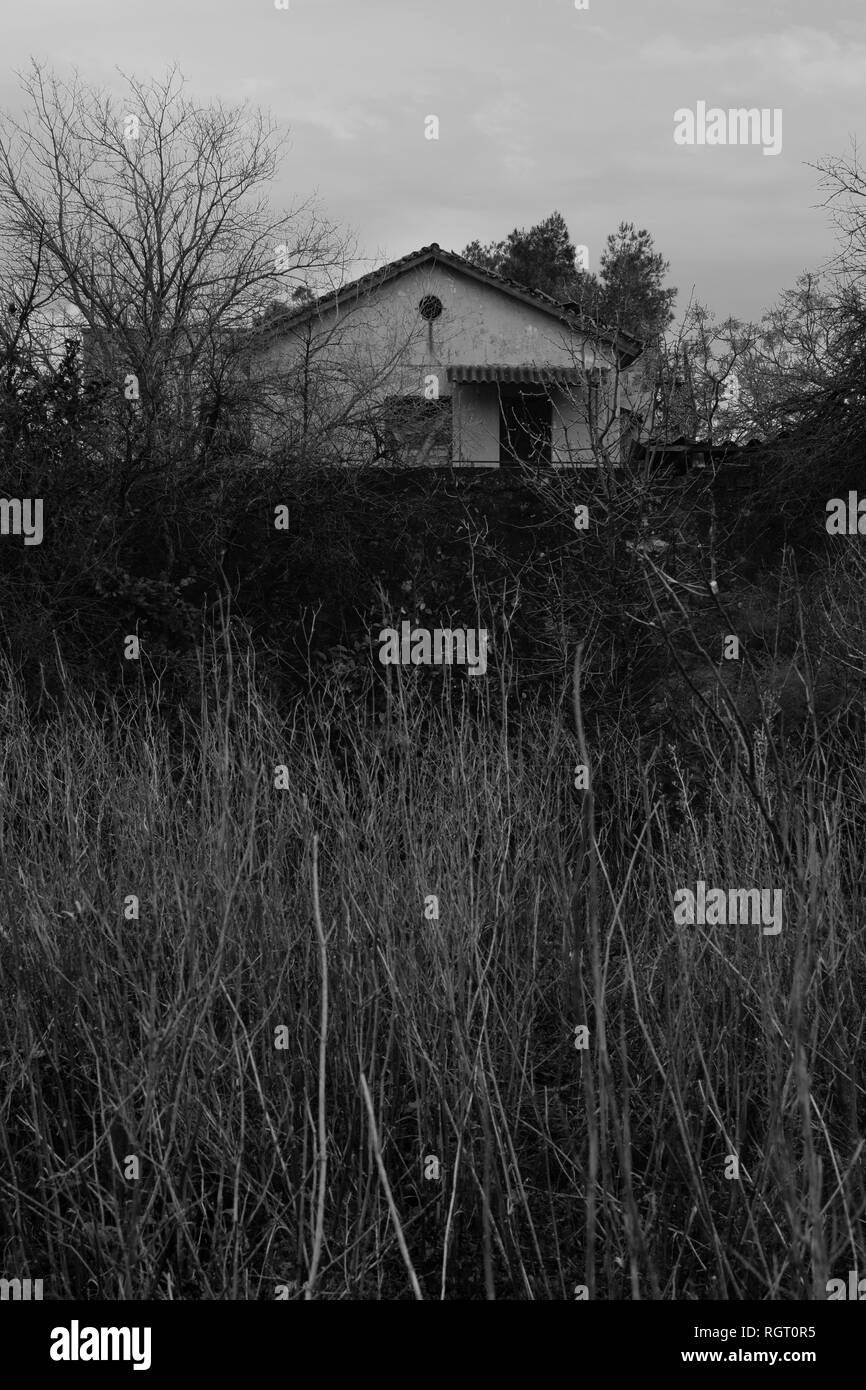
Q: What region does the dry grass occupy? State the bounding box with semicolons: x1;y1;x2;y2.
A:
0;623;863;1300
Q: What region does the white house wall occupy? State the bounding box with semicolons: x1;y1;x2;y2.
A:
551;385;594;466
253;260;627;465
452;383;500;466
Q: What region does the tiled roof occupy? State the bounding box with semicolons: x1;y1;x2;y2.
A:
261;243;644;365
447;364;591;385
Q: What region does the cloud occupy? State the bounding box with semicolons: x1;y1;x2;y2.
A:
640;26;866;91
776;29;866;89
282;97;391;144
471;94;533;145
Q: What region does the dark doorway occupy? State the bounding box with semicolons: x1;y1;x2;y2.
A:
499;387;551;466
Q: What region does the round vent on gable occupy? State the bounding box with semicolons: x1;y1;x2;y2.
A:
419;294;443;321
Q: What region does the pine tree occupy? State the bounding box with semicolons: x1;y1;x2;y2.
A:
463;215;676;342
596;222;676;340
463;211;581;299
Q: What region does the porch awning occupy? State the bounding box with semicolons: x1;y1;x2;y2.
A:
446;364;588;386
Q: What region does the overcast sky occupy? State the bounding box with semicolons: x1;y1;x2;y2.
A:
3;0;864;326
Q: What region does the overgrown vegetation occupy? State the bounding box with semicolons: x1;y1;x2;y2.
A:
1;64;866;1301
0;603;863;1298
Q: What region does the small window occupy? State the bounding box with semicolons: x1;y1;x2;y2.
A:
419;295;443;321
376;394;450;464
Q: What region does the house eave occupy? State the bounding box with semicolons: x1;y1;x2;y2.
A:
447;364;597;386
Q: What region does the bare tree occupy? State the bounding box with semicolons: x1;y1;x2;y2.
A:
0;61;347;482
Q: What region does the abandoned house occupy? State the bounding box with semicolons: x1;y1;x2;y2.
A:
246;243;646;468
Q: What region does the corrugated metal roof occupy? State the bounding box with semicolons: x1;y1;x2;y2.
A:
447;364;586;385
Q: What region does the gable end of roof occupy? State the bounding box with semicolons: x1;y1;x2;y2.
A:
263;243;644;365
